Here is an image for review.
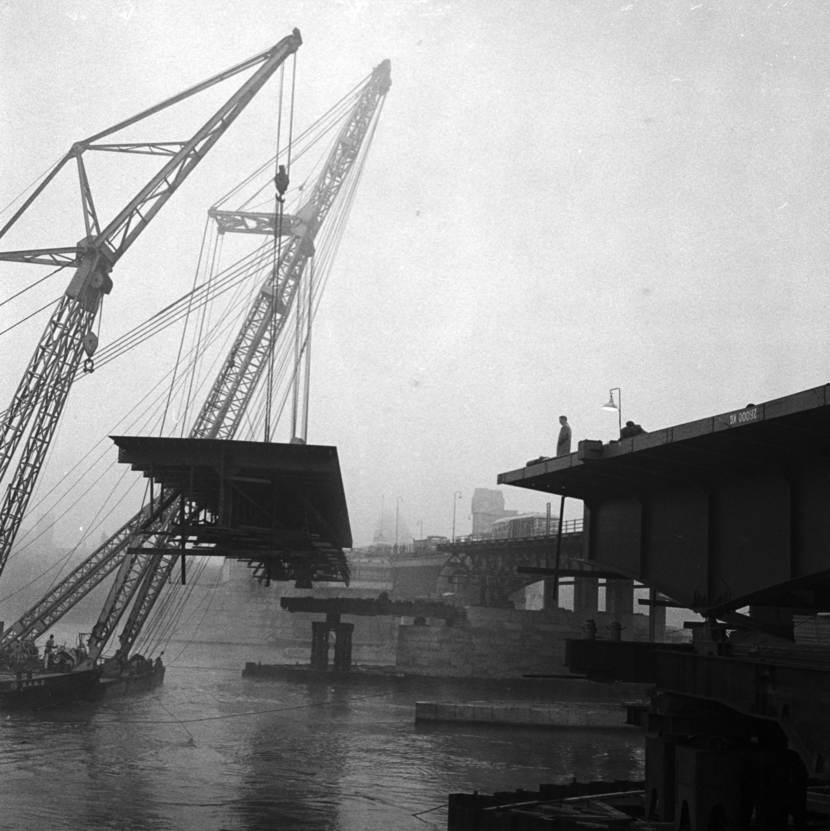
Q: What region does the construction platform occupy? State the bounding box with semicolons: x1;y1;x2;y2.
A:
112;435;351;585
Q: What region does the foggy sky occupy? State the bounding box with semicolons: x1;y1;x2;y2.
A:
2;0;830;559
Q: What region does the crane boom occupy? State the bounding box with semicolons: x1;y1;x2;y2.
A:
0;30;302;582
194;59;392;440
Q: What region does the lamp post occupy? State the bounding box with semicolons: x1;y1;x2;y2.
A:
451;490;462;542
394;497;402;554
602;387;622;435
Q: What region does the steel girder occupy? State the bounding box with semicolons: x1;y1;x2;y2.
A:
208;209;301;237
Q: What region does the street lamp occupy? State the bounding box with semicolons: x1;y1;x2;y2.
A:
602;387;622;435
451;490;462;542
394;497;402;554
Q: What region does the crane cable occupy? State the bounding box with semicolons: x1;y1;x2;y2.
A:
180;224;223;434
0;236;270;430
94;239;267;372
265;54;297;442
267;62;289;443
257;101;381;440
0;78;357;355
301;254;313;440
266;59;287;442
0;82;356;350
7;261;259;581
0;264;66;311
242;119;374;441
0;295;62;340
211;70;367;212
0;152;65;224
160;216;212;436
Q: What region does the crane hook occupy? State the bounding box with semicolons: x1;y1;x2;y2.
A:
82;330;98;373
274;164;289;203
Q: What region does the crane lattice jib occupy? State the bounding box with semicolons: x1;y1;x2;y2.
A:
115;551;180;656
101;59;392;661
192;59;391;440
192;235;304;439
0;30;302;584
0;495;173;649
0;297;96;576
87;500;179;655
2;58;391;659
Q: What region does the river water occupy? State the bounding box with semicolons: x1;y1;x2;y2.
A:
0;643;644;831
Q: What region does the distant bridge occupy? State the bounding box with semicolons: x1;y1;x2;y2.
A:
437;519;584;605
386;519;621;607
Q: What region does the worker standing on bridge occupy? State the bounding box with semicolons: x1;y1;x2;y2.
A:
274;164;289;203
43;633;55;669
557;415;572;456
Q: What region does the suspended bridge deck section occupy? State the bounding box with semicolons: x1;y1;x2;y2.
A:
112;435;351;585
498;385;830;618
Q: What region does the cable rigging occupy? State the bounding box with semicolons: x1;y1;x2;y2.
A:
115;60;391;658
0;84;359;407
0;29;304;589
13;106;369;582
265;55;297;443
0;56;392;671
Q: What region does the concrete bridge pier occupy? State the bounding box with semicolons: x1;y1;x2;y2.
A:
573;575;599;614
310;614;354;671
542;578;558;610
543;574;600;614
648;592;667;640
605;578;634;616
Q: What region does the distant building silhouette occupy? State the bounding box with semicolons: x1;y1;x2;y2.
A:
471;488;517;538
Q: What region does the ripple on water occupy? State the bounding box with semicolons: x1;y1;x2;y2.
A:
0;670;643;830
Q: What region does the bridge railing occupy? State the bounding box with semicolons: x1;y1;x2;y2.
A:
352;518;585;560
450;517;585;547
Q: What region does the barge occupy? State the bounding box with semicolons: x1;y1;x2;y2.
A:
0;655;164;708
